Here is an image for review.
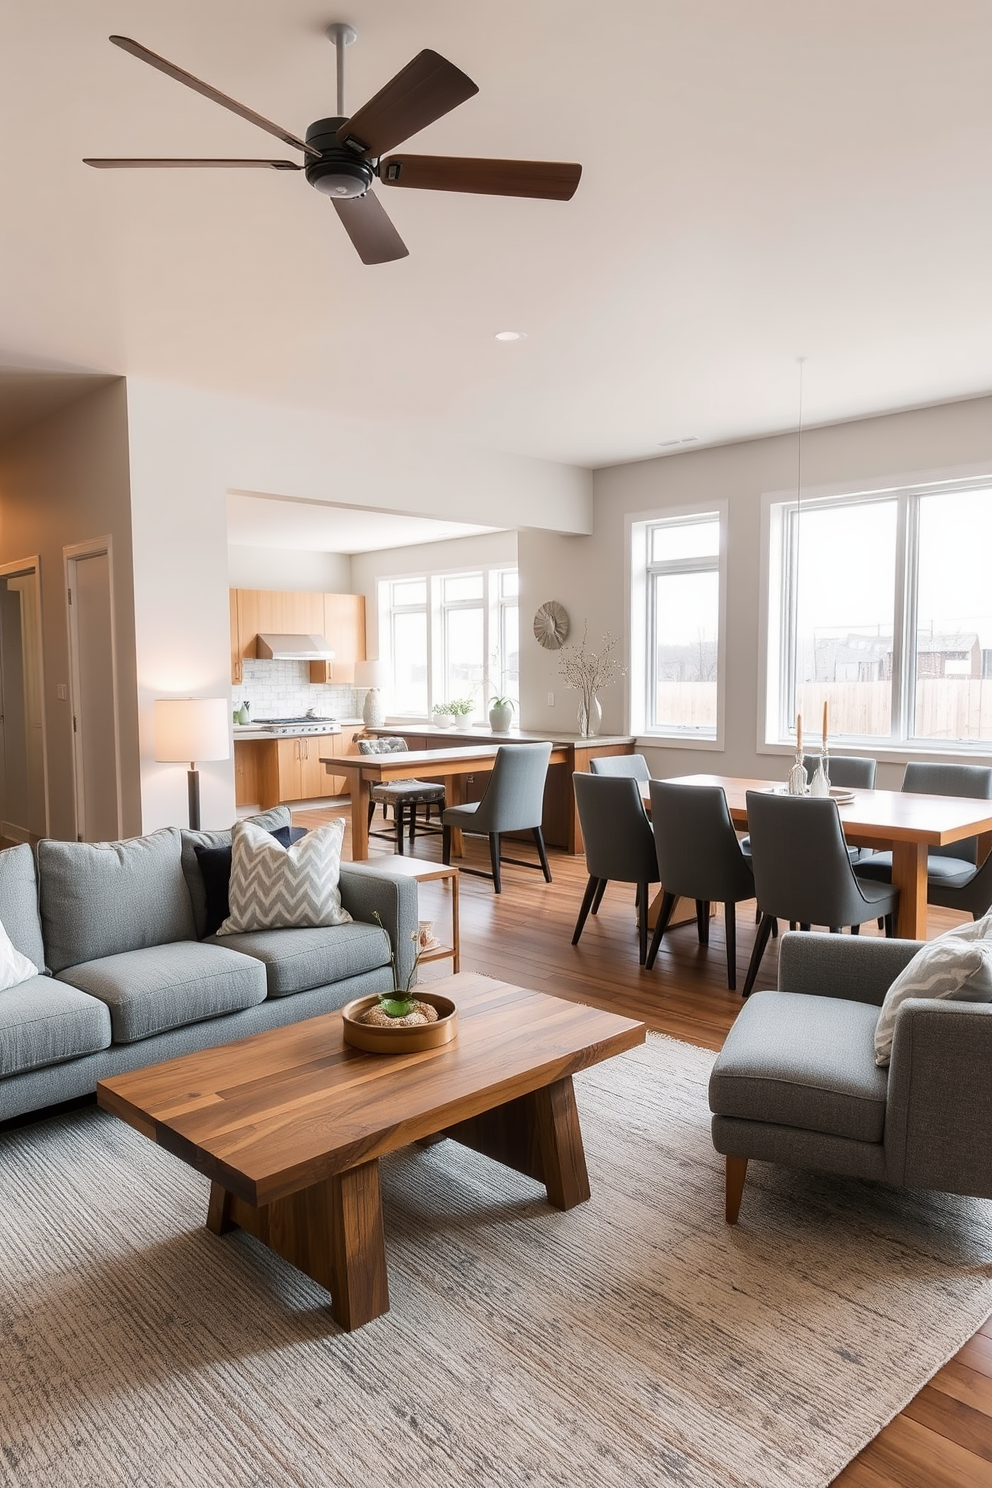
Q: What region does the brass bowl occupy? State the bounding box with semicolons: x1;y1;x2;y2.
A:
341;991;458;1054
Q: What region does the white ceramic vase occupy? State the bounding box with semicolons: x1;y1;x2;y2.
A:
489;701;514;732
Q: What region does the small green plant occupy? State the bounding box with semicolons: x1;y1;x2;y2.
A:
489;694;516;709
446;696;475;717
372;910;420;1017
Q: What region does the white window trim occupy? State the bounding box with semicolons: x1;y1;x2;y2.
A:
626;499;728;751
757;459;992;764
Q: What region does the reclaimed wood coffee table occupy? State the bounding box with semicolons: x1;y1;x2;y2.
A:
97;972;645;1331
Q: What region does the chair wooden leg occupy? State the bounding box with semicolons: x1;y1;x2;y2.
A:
851;923;861;934
725;1154;748;1224
533;827;553;883
572;875;600;945
489;834;502;894
591;879;608;915
409;805;417;844
770;918;778;938
695;900;709;945
884;913;895;937
724;902;737;990
394;805;405;855
742;914;775;998
645;891;677;971
442;825;452;865
637;882;649;965
367;799;375;829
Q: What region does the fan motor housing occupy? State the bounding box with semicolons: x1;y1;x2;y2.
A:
304;117;374;198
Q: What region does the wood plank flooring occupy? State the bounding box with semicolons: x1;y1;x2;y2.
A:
296;803;992;1488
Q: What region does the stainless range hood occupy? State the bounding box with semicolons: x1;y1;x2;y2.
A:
256;633;336;661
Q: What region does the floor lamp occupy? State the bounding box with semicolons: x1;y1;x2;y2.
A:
154;697;231;830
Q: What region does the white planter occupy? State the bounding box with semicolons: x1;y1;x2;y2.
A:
432;712;454;729
489;702;514;732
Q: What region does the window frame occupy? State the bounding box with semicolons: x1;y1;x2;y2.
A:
628;500;728;749
762;470;992;757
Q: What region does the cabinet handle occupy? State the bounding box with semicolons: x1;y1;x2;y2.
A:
304;739;310;759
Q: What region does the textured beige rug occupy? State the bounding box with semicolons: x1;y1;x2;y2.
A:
2;1034;991;1488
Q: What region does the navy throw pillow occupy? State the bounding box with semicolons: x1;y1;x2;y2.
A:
194;825;307;936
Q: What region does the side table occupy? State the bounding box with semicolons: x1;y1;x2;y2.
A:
373;855;460;972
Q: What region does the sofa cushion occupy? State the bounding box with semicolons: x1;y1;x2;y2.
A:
709;991;889;1144
218;819;351;934
56;941;266;1044
874;929;992;1066
181;807;293;939
207;920;392;997
0;976;112;1076
39;829;196;974
194;826;309;937
0;843;46;969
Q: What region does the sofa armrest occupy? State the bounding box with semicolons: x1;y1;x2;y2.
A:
884;999;992;1196
777;931;922;1006
338;863;420;989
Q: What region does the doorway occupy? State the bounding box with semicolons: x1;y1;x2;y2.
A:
65;539;121;842
0;557;49;843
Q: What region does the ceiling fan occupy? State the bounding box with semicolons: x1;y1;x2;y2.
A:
83;24;582;265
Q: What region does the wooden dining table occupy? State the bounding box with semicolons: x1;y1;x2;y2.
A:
320;743;569;861
647;773;992;940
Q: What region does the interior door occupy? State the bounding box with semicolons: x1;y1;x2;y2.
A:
0;561;48;842
66;544;121;842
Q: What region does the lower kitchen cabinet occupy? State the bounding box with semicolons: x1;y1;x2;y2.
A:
234;734;355;809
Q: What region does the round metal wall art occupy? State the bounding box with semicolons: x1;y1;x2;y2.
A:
533;600;570;650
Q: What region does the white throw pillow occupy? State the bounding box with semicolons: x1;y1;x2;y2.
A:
874;931;992;1066
0;917;38;990
218;819;352;934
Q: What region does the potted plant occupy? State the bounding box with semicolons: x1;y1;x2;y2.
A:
431;701;454;728
488;694;516;732
446;696;475;723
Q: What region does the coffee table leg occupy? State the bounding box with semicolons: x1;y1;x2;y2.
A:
445;1075;591;1211
204;1160;389;1332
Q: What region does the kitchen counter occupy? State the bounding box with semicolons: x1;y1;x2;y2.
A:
369;724;636;748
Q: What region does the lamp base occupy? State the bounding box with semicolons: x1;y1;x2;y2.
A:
362;688;385;728
187;767;201;830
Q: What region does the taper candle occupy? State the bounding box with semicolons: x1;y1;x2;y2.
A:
796;713;802;754
822;701;828;750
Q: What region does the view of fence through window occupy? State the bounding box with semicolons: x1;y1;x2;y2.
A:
649;514;720;735
788;485;992;744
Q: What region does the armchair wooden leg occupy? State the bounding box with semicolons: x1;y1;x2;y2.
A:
724;902;737;990
489;833;502;894
645;891;677;971
725;1154;748;1224
572;875;600;945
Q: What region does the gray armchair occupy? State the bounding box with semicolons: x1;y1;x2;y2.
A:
709;931;992;1223
442;741;553;893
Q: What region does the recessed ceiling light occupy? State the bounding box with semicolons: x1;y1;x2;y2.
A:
494;330;527;341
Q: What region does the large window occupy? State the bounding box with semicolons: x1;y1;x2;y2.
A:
769;479;992;748
380;567;518;719
629;506;726;743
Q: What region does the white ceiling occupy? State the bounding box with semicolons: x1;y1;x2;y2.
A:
2;1;991;469
227;491;499;552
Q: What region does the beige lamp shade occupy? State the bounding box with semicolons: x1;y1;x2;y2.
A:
354;659;387;689
154;698;231;765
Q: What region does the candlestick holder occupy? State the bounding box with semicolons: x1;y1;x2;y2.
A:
787;751;808;795
809;747;830;797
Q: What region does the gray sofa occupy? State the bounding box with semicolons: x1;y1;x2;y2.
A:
0;807;418;1122
709;931;992;1222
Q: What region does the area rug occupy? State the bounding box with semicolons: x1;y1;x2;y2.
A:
2;1034;991;1488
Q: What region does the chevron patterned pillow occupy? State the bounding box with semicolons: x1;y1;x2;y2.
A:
217;819;352;934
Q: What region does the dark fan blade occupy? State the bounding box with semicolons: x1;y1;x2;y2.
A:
83;158;301;170
379;155;582;200
332;192;409;265
108;36;320;158
336;49;478;160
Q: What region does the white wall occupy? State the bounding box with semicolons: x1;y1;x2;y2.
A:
519;393;992;786
228;545;353;593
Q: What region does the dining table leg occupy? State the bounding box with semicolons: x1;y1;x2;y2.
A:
444;773;465;857
891;839;929;939
350;776;372;860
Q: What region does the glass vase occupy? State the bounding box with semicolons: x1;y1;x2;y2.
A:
578;693;602;737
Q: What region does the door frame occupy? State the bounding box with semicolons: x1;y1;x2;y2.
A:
64;536;122;842
0;554;49;841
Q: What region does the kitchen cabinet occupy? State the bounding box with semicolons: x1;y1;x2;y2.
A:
270;737;329;802
233;740;262;808
230;588;366;684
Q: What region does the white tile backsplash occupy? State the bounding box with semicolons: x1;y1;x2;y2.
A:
237;659;360;721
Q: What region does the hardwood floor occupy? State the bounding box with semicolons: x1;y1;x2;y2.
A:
297;803;992;1488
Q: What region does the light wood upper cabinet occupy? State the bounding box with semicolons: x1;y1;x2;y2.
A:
230;589;366;684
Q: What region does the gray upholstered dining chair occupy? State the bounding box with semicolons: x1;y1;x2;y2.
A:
742;791;900;998
646;781;755;990
589;753;651;782
357;736;445;854
856;762;992;906
740;754;877;864
441;741;553;893
710;930;992;1224
572;773;659;964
